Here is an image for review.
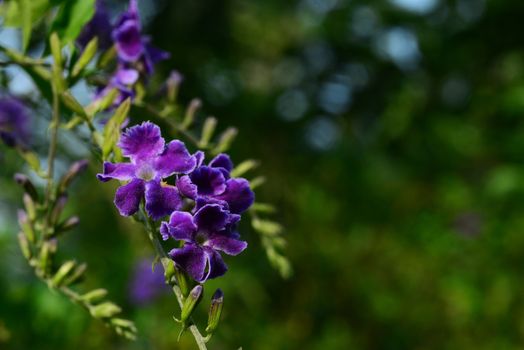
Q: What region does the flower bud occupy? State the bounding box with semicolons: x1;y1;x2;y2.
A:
55;216;80;234
50;194;68;224
90;302;121;319
205;289;224;334
59;160;88;193
213;127;237;154
181;285;203;323
17;232;32;260
22;193;36;222
14;173;38;201
63;262;87;286
181;98;201;130
199;117;217;148
39;240;57;277
166;70;183;103
17;210;35;243
81;289;108;303
51;260;76;287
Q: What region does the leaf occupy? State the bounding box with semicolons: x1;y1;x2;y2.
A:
102;99;131;159
20;0;31;52
72;37;98;77
50;0;96;44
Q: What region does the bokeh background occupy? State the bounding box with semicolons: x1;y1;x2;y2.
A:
3;0;524;348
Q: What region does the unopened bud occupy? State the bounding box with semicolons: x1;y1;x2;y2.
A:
51;260;76;287
81;289;108;303
166;70;183;103
14;173;38;201
59;160;88;193
22;193;36;221
181;285;203;323
90;302;121;318
18;210;35;243
63;262;87;286
51;194;68;224
181;98;201;130
17;232;32;260
231;159;259;178
213;127;238;154
39;240;57;277
56;216;80;234
199;117;217;149
205;289;224;334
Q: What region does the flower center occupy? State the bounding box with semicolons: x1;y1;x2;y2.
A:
136;164;155;181
195;232;207;245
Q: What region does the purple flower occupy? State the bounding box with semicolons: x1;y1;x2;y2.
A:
76;0;113;50
0;97;29;148
97;122;197;219
112;0;170;75
161;204;247;282
129;258;170;305
176;153;255;214
95;67;139;109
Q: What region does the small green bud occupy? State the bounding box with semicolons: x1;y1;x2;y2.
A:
63;262;87;286
17;232;32;260
199;117;217;149
22;193;36;222
55;216;80;234
17;210;35;243
90;302;122;319
163;258;176;284
181;98;201;130
81;289;108;303
213;127;238;154
50;194;68;225
97;45;116;69
51;260;76;287
231;159;259;178
59;160;89;193
206;289;224;334
39;240;57;277
14;173;38;201
181;285;203;323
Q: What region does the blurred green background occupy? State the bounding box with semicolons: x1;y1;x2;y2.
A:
4;0;524;348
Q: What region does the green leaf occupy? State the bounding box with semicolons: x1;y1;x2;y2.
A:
20;0;31;52
102;99;131;159
60;91;87;118
50;0;95;44
72;37;98;77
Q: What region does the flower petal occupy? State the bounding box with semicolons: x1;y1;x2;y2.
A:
209;153;233;172
118;121;165;162
194;151;205;167
176;175;197;199
113;19;143;62
194;204;229;233
216;178;255;214
97;161;136;182
144;179;182;220
207;235;247;256
115;68;139;85
169;243;206;282
114;178;144;216
166;211;197;241
204;248;228;280
154;140;196;177
190;166;226;196
160;222;170;241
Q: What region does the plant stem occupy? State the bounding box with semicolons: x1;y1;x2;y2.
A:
45;84;61;203
142;213;208;350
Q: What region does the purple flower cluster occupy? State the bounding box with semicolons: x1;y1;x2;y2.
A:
98;122;254;282
0;97;29;148
79;0;170;108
